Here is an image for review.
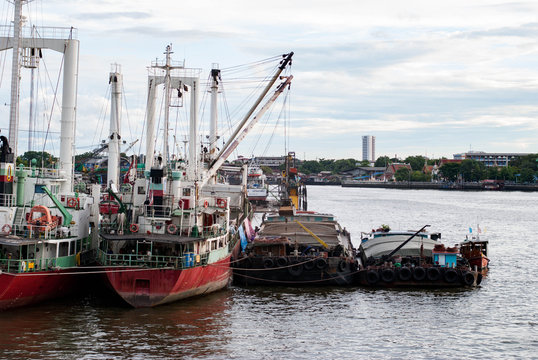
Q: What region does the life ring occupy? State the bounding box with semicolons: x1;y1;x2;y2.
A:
398;267;412;281
216;198;227;208
461;271;475;286
444;268;458;283
381;268;396;283
130;223;139;233
303;259;316;271
288;260;303;276
366;269;379;285
263;258;274;268
276;257;288;267
67;197;79;208
204;200;209;208
412;267;426;281
426;267;441;281
2;223;11;234
20;261;26;272
167;224;177;234
338;260;349;273
315;257;327;270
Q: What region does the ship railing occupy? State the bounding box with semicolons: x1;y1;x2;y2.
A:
0;257;57;274
98;249;210;269
144;203;173;218
0;194;14;207
11;223;75;240
0;25;77;39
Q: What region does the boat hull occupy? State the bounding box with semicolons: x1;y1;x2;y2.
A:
0;269;80;310
233;256;357;286
103;255;232;308
355;267;482;288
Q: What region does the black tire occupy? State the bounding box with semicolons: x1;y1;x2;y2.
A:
413;267;426;281
315;258;327;270
476;273;483;286
366;270;379;285
398;267;412;281
338;260;349;273
426;267;441;281
303;259;315;271
276;257;288;267
381;268;396;283
242;257;253;269
263;258;274;268
444;268;458;283
288;260;304;277
461;271;475;286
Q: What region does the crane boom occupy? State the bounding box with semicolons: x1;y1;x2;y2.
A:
201;75;293;189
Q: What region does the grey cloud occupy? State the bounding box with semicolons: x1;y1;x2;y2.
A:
76;11;151;20
455;22;538;39
115;26;232;40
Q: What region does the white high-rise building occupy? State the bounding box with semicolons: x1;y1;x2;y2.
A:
362;135;375;162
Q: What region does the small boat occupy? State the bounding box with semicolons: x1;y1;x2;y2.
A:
233;152;358;286
355;225;482;288
457;234;489;274
359;225;442;263
246;159;269;205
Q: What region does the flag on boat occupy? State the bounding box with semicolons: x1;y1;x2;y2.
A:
239;225;248;251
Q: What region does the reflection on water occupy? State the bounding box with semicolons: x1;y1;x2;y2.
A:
1;188;537;359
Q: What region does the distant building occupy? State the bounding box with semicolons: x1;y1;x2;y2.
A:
362;135;375;163
453;151;530;167
384;163;412;181
233;156;302;170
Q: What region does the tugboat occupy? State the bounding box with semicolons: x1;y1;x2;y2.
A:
355;225;482;288
457;231;489;275
0;1;97;310
233;152;358;286
96;48;294;307
246;159;268;205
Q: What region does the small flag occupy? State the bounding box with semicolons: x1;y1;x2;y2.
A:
469;227;472;233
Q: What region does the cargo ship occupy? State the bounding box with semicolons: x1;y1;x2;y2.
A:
0;0;97;310
96;47;294;307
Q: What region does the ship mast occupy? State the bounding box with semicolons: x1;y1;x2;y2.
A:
8;0;24;158
107;64;122;188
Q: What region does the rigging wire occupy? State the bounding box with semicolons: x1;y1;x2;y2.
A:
121;80;134;151
40;49;64;168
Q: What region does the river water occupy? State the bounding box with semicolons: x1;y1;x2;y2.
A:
0;186;536;359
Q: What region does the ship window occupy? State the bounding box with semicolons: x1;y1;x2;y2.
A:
59;242;69;257
183;188;191;196
138;186;145;195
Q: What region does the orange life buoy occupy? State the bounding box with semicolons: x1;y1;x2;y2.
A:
216;198;227;208
2;223;11;234
130;223;139;233
67;197;79;208
204;200;209;208
167;224;177;234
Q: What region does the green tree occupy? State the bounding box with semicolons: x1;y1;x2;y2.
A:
261;166;273;175
439;162;460;182
394;167;410;181
499;166;515;181
299;160;322;175
460;159;485;181
486;167;500;180
375;156;390;167
17;151;58;167
404;155;427;171
520;168;536;183
333;158;359;173
411;170;430;182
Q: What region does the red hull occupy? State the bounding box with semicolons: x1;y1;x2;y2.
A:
0;270;79;310
103;254;233;308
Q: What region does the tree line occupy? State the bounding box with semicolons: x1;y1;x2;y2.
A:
297;154;538;183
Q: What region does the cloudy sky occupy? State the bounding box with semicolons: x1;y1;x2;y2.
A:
2;0;538;161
